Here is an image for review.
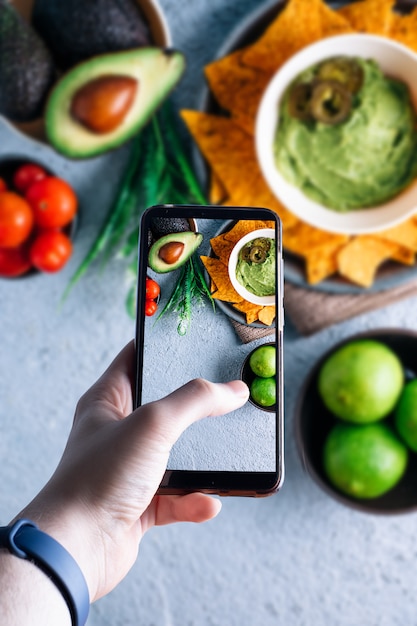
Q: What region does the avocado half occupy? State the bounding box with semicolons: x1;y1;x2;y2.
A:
149;231;203;273
44;47;185;158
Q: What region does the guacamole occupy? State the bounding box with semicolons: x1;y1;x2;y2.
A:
274;57;417;211
236;237;275;297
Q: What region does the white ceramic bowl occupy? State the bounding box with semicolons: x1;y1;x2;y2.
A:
256;34;417;234
228;228;275;306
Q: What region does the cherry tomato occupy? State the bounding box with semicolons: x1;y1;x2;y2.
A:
29;230;73;273
26;177;78;228
0;245;32;277
144;299;158;316
0;191;34;247
146;277;160;300
13;163;48;193
0;178;7;192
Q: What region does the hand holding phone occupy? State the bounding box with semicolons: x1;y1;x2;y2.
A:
135;204;284;496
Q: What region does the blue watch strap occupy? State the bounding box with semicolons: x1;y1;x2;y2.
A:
0;519;90;626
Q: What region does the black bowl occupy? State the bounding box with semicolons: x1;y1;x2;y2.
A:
241;341;276;412
294;328;417;515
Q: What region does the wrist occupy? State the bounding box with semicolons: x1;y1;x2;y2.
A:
17;500;101;601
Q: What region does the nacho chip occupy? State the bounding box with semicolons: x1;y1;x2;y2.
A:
242;0;353;74
234;300;263;325
283;221;349;257
258;306;276;326
209;171;228;204
375;218;417;251
210;233;235;260
337;236;399;287
388;5;417;52
200;255;243;303
181;110;298;230
338;0;395;35
390;246;415;266
305;240;346;284
205;47;272;125
223;219;258;243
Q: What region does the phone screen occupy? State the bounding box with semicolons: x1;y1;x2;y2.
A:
135;205;284;495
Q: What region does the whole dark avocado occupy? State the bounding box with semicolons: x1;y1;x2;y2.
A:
0;0;55;122
44;47;186;158
150;217;192;240
32;0;153;70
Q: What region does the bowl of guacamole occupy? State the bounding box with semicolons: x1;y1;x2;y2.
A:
228;228;276;305
256;34;417;234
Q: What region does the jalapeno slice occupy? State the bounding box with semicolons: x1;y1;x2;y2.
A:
316;57;364;94
249;246;267;264
310;80;352;125
288;82;314;121
252;237;271;252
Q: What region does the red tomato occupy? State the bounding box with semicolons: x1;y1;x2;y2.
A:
144;299;158;316
0;245;32;277
29;230;73;273
26;177;78;228
146;277;160;300
13;163;48;193
0;192;34;247
0;177;7;192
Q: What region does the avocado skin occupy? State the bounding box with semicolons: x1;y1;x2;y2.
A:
149;232;203;273
150;217;192;240
0;0;55;122
32;0;152;70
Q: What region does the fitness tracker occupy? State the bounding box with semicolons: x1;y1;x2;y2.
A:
0;519;90;626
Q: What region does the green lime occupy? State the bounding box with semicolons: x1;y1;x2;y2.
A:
395;378;417;452
323;422;408;499
250;376;276;407
249;345;276;378
318;340;404;423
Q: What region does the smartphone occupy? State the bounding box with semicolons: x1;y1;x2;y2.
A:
134;204;284;496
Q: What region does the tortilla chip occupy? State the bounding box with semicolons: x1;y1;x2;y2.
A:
205;47;272;124
209;171;228;204
389;6;417;52
337;236;399;288
375;219;417;251
258;306;276;326
181;110;298;230
283;221;349;257
223;220;258;243
234;300;263;325
210;233;235;260
338;0;395;35
200;255;243;303
305;241;346;284
390;246;415;266
242;0;353;74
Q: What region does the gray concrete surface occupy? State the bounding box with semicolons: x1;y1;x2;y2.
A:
1;1;417;624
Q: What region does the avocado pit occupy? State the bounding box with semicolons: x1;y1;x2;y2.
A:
158;241;185;265
70;74;138;134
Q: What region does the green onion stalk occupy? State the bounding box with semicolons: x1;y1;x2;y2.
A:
63;99;214;333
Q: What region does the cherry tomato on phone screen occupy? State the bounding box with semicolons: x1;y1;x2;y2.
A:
0;192;34;247
0;245;32;277
13;163;48;193
29;230;73;273
26;177;78;228
146;277;160;300
144;299;158;316
0;177;7;192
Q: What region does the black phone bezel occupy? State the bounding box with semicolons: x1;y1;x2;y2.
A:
134;204;284;497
